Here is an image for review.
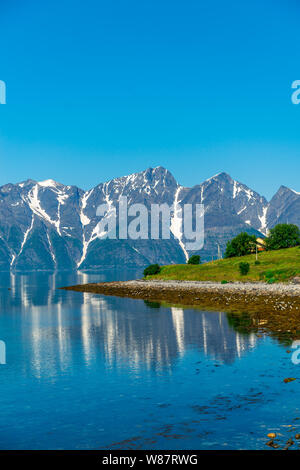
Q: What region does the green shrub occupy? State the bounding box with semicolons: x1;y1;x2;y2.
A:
239;262;250;276
143;264;161;277
221;280;228;284
224;232;257;258
265;224;300;251
187;255;201;265
144;300;161;309
264;270;274;279
254;260;261;265
267;277;276;284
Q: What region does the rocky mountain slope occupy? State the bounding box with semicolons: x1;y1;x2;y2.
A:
0;167;298;270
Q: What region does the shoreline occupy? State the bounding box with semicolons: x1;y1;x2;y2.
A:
62;279;300;316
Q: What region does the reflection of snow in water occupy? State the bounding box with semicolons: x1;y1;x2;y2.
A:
171;308;185;356
7;273;259;379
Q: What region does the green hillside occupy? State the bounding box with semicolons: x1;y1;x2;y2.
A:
147;247;300;283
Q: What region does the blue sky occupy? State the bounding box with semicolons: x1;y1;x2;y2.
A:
0;0;300;199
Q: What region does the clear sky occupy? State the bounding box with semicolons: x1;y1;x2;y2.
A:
0;0;300;200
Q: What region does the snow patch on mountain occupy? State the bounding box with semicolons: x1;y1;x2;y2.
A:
170;186;188;261
38;179;60;188
258;206;268;235
47;232;56;266
11;215;34;267
26;184;62;234
291;188;300;196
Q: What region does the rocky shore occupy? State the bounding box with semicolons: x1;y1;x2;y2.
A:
62;279;300;316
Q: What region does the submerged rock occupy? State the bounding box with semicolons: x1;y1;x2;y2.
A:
266;439;279;448
283;438;294;450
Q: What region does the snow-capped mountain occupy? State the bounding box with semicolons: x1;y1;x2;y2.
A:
266;186;300;229
0;167;298;271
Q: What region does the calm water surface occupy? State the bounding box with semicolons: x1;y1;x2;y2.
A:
0;270;299;450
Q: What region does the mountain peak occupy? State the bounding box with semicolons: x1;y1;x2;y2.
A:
145;166;176;179
271;185;300;199
204;172;232;183
18;179;36;187
280;185;300;196
38;179;63;188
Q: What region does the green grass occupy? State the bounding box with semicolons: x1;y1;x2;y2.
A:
147;247;300;283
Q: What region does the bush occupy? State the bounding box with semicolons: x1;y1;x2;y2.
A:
254;260;261;265
264;271;277;283
187;255;201;265
265;224;300;251
225;232;257;258
239;262;250;276
144;300;161;309
143;264;161;277
221;280;228;284
264;270;274;279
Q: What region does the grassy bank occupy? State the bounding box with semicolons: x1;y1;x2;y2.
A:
147;247;300;283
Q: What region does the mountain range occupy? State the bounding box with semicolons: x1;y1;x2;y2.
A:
0;167;299;271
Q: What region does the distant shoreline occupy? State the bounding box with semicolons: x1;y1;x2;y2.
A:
61;279;300;316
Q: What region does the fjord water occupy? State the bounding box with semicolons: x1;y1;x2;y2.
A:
0;271;300;450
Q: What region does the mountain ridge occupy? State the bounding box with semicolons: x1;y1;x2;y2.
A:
0;167;299;271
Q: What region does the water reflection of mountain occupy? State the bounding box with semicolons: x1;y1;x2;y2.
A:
0;273;258;378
